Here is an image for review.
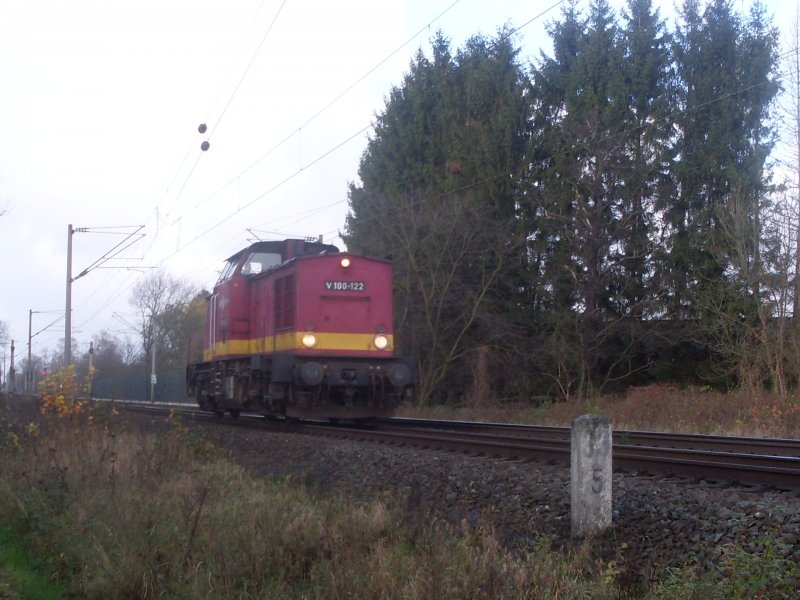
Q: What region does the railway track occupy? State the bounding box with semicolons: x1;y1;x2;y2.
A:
120;401;800;491
378;417;800;456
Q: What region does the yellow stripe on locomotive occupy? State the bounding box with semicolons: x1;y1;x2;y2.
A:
203;331;395;361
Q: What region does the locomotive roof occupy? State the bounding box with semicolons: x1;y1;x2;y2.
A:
225;239;340;263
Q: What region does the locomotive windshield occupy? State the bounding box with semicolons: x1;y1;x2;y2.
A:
216;259;238;284
241;251;282;275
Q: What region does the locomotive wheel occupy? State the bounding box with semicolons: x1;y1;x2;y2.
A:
229;409;241;418
214;409;225;418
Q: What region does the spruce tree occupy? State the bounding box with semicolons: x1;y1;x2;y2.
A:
618;0;675;319
344;31;530;402
668;0;777;312
527;0;637;397
663;0;779;385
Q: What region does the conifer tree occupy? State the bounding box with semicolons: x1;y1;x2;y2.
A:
618;0;675;318
528;0;639;397
667;0;778;319
659;0;779;385
344;31;530;402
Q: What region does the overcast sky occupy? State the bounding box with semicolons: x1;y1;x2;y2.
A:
0;0;794;365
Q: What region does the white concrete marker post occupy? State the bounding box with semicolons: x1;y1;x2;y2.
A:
570;414;612;538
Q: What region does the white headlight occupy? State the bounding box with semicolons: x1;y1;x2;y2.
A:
301;332;318;348
373;334;389;350
340;257;351;268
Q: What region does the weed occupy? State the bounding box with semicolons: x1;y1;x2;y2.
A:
38;366;94;421
650;538;800;599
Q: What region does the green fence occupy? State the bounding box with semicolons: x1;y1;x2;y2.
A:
91;368;191;403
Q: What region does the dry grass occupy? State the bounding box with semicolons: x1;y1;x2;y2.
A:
398;385;800;438
0;397;620;599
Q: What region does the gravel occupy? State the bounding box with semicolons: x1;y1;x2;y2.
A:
187;420;800;588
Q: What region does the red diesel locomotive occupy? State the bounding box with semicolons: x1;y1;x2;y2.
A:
186;238;414;419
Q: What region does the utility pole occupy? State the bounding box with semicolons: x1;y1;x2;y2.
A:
150;323;158;403
65;224;73;366
27;310;32;394
9;340;15;394
64;224;145;368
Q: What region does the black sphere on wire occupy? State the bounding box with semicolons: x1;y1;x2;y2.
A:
201;141;210;151
198;123;207;134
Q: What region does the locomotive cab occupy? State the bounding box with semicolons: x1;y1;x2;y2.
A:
204;239;340;362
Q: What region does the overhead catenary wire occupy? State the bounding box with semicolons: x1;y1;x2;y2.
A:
140;0;288;257
166;0;564;237
72;0;477;331
69;4;789;349
31;314;65;341
74;50;792;341
154;0;576;256
75;118;375;332
201;0;274;130
208;0;289;141
141;0;565;266
61;0;625;335
155;0;289;227
73;2;293;334
155;123;373;267
166;0;468;226
71;226;145;282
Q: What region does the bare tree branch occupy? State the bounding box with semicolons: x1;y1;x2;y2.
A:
0;320;9;348
129;270;198;367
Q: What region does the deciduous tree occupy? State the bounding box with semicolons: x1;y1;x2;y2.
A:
129;270;199;369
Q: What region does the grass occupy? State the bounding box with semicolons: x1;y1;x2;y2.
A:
0;524;66;600
649;538;800;599
399;385;800;438
0;396;620;599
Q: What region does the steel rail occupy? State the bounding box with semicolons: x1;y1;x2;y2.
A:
313;422;800;490
117;402;800;490
378;417;800;457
